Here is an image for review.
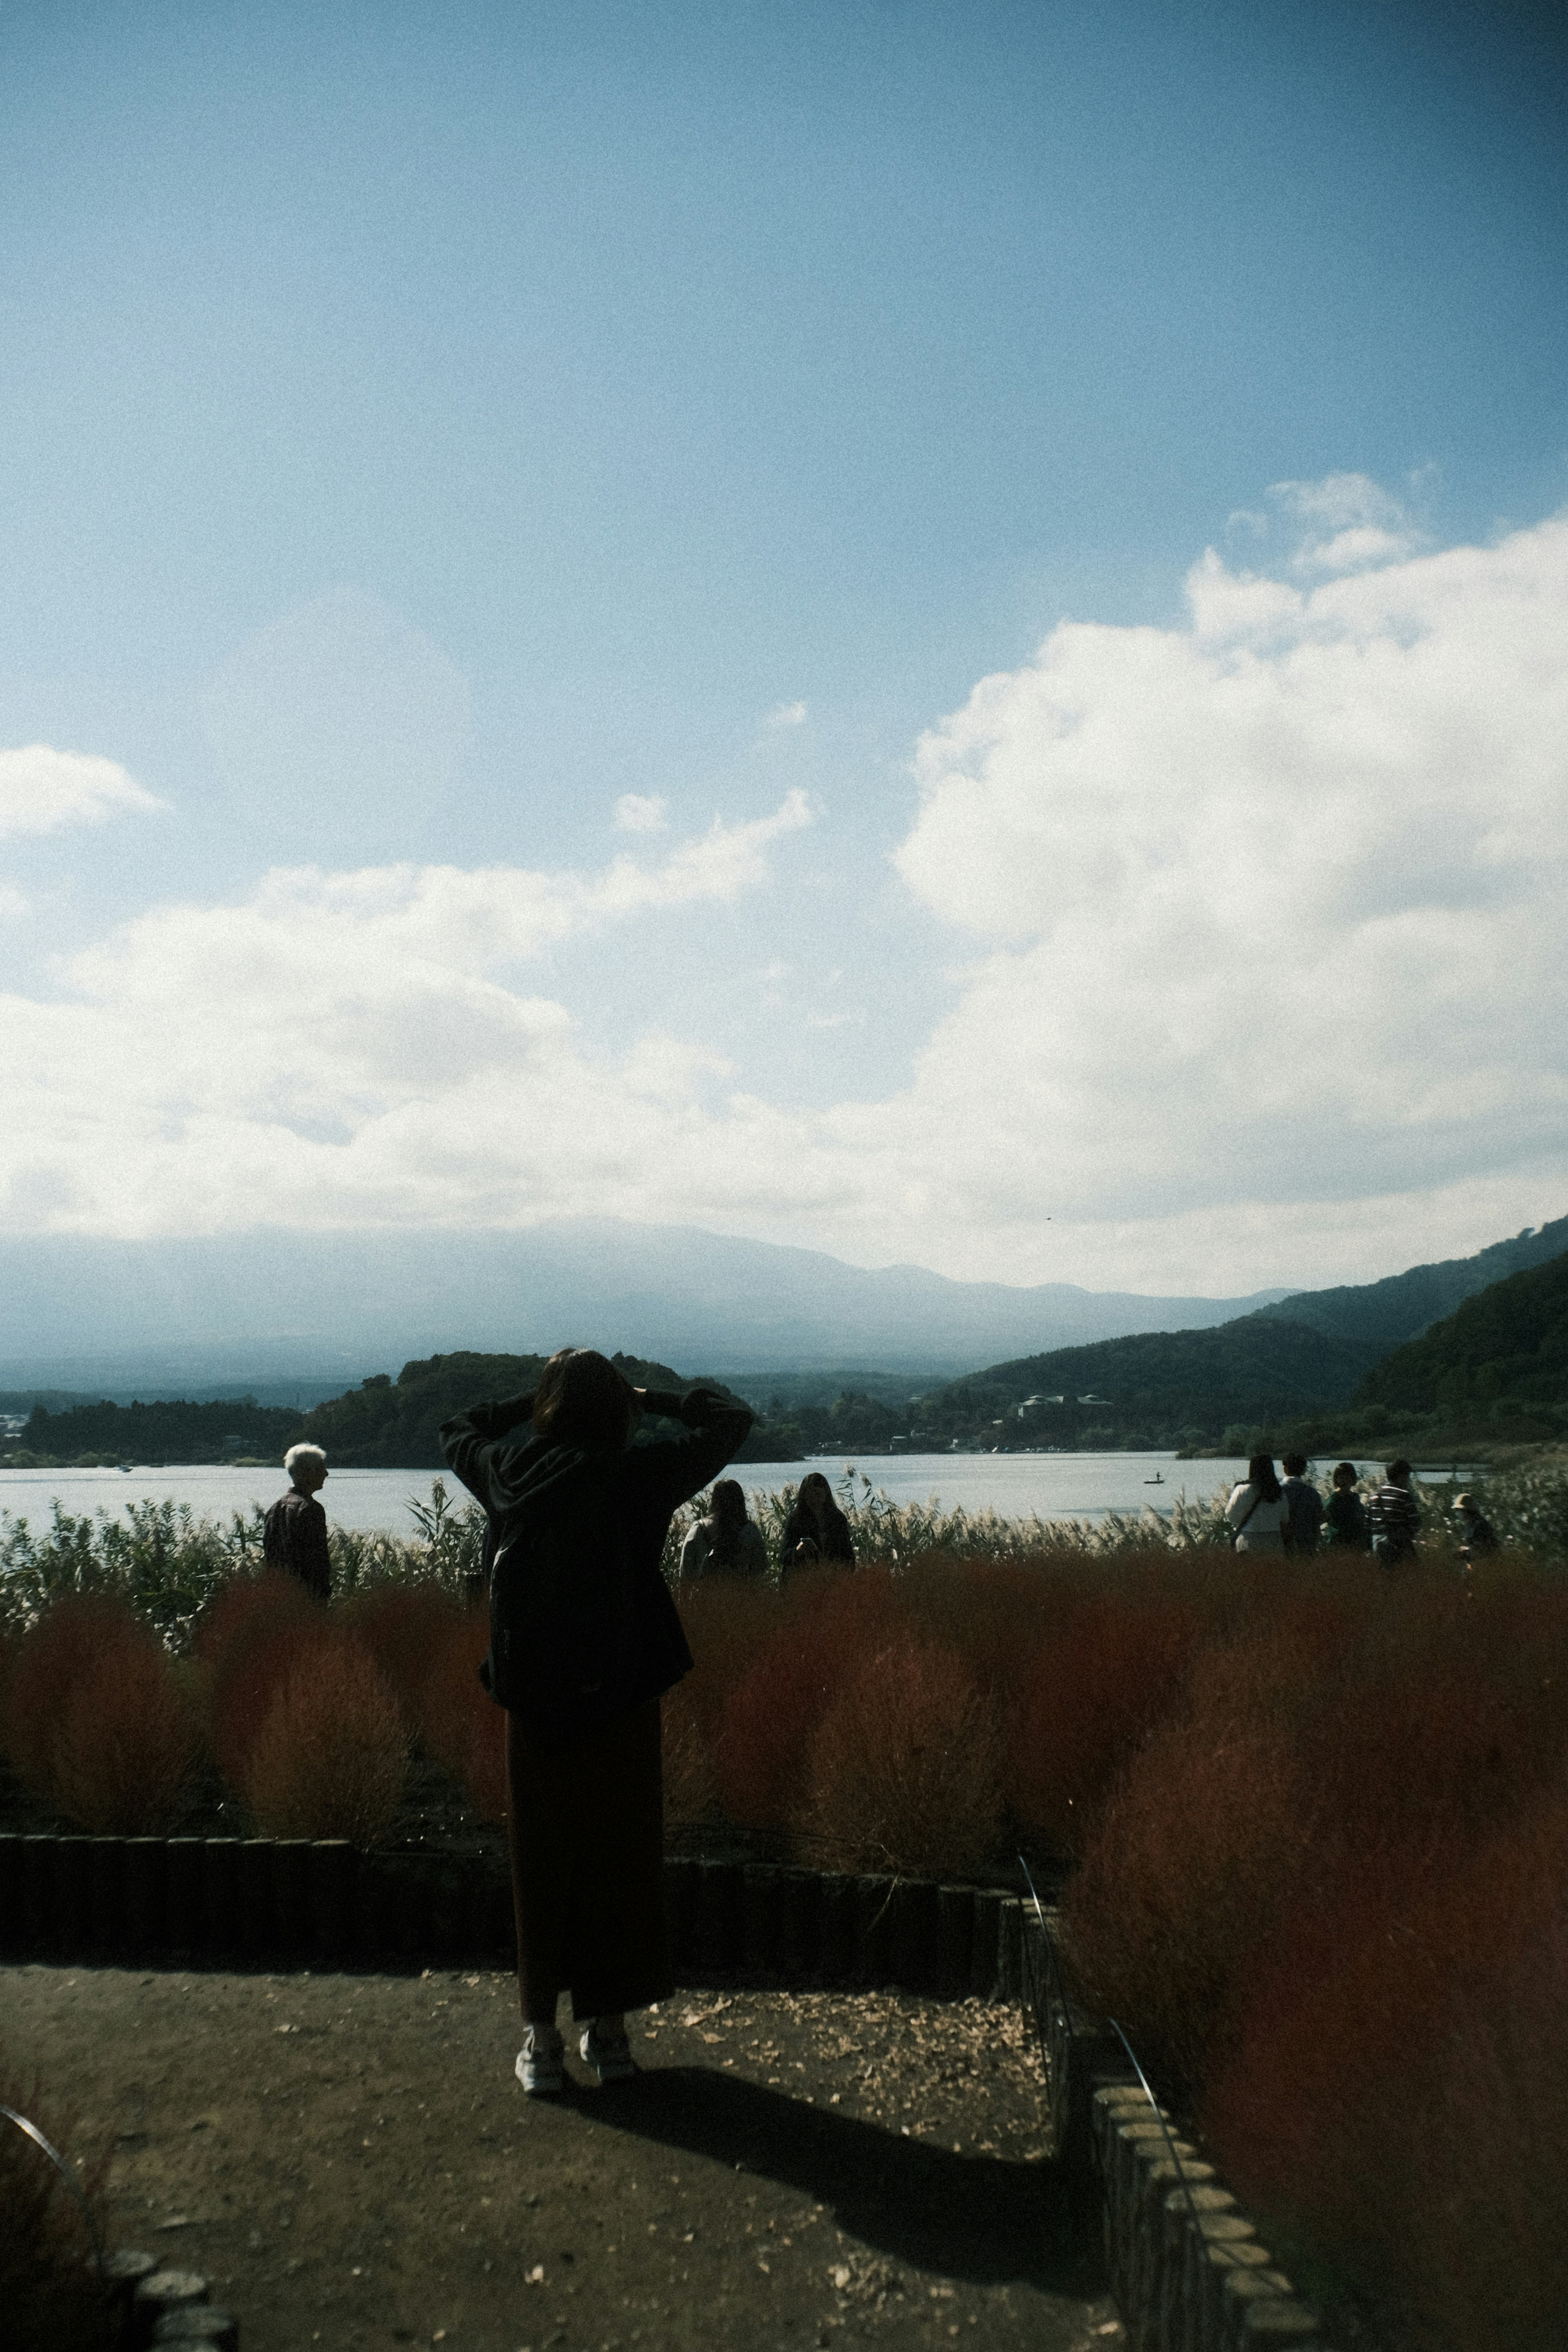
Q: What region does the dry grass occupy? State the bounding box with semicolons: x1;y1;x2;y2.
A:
416;1607;508;1822
660;1679;720;1826
2;1592;145;1793
1002;1587;1202;1855
0;2063;112;2352
48;1632;199;1834
339;1578;463;1733
245;1635;408;1844
794;1634;1004;1877
1207;1794;1568;2352
192;1564;317;1669
1;1593;200;1832
207;1611;318;1797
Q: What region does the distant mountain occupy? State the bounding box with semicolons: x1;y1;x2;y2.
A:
909;1217;1568;1452
0;1221;1292;1389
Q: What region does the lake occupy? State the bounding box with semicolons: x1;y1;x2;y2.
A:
0;1450;1446;1539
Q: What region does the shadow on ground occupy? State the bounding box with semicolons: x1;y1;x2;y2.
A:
572;2066;1097;2292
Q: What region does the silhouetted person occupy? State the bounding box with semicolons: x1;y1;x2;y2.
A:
780;1470;856;1573
678;1478;770;1581
1452;1491;1498;1566
441;1350;751;2098
1280;1451;1324;1554
1225;1453;1288;1552
1368;1459;1422;1565
1322;1461;1370;1551
263;1443;332;1600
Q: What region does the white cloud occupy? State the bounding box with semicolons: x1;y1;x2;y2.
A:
3;500;1566;1296
0;791;816;1238
765;699;808;729
0;745;167;840
1269;471;1423;574
875;505;1568;1276
613;792;668;834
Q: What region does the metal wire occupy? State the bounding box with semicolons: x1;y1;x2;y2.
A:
1;2101;113;2348
1016;1857;1207;2245
1101;2017;1208;2243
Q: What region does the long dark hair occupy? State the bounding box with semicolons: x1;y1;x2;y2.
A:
532;1348;634;1450
704;1479;749;1568
1247;1452;1282;1504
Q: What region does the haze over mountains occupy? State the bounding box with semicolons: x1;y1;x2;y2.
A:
0;1223;1293;1400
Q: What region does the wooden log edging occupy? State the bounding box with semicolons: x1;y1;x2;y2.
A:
1025;1911;1337;2351
0;1832;1029;2000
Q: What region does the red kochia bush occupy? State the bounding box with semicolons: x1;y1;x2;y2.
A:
245;1635;407;1844
793;1634;1003;1878
2;1594;144;1792
1066;1709;1307;2091
672;1575;785;1740
417;1608;506;1822
1207;1793;1568;2352
205;1592;321;1800
339;1579;463;1734
3;1595;199;1833
192;1565;316;1672
710;1613;839;1826
49;1634;199;1834
1004;1590;1203;1855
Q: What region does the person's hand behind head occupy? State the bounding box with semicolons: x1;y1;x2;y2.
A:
677;1385;728;1428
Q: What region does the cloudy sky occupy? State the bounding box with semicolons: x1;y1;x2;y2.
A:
3;0;1566;1294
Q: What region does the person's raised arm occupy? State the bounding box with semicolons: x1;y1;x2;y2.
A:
439;1392;537;1515
628;1385;755;1516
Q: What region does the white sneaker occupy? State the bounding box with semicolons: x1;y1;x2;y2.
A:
579;2021;637;2083
516;2026;564;2096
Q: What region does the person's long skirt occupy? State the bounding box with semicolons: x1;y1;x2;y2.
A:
503;1697;670;2024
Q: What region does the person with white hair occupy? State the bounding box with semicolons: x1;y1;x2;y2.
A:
263;1442;332;1599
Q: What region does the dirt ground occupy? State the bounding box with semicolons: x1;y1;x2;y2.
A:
8;1964;1118;2352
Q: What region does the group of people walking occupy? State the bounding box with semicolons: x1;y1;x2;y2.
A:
1225;1451;1497;1565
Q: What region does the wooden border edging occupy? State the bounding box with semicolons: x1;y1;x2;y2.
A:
1025;1912;1339;2352
0;1832;1029;2000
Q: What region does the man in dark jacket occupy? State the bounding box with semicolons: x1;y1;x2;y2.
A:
1280;1452;1325;1555
441;1350;751;2097
263;1444;332;1600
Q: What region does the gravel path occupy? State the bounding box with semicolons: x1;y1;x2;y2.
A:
8;1964;1117;2352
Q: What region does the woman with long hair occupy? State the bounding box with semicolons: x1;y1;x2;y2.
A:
677;1478;769;1581
441;1349;752;2095
1225;1452;1289;1553
780;1470;856;1573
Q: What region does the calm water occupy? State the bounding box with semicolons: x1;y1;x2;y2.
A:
0;1451;1450;1539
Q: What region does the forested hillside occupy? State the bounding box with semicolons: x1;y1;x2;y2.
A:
907;1217;1568;1452
1352;1252;1568;1434
13;1396;302;1467
1252;1214;1568;1346
293;1352;799;1466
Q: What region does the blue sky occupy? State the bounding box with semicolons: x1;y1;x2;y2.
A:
3;0;1567;1291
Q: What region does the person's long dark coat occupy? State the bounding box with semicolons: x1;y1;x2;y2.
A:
441;1386;751;2022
